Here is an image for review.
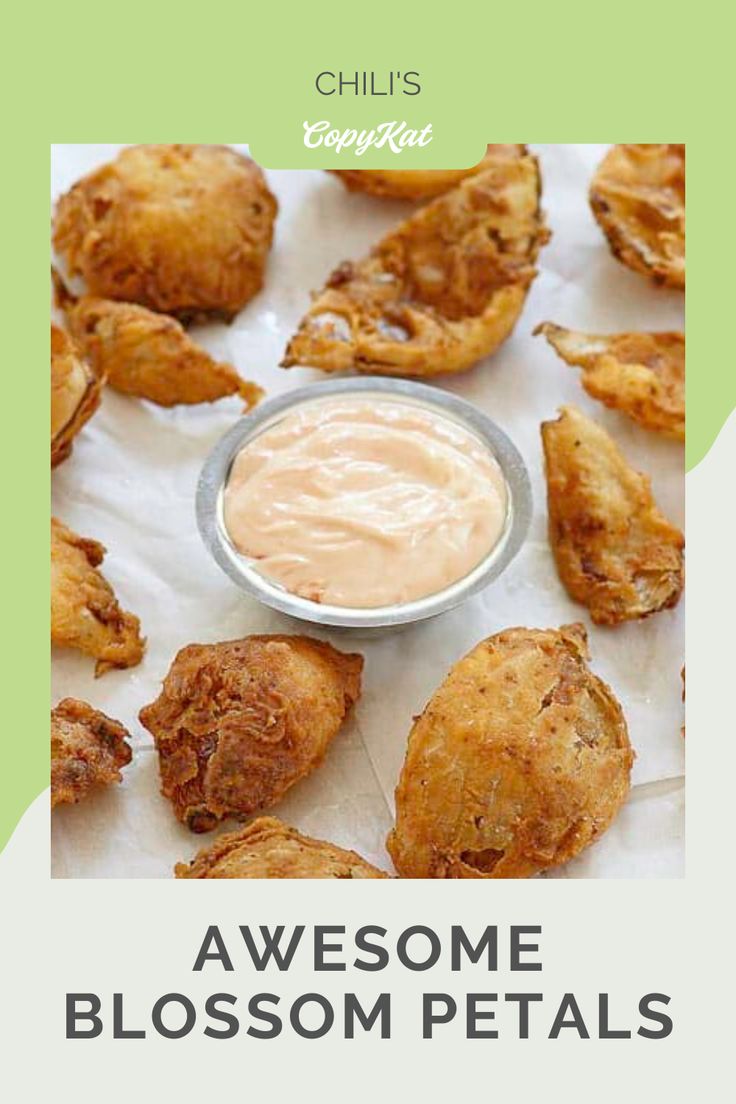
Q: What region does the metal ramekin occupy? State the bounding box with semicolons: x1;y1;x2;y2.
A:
196;377;532;632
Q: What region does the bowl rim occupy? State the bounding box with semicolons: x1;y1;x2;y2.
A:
196;377;532;628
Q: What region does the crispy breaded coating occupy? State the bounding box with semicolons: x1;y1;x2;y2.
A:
55;278;262;408
283;147;549;377
535;323;685;440
541;405;684;625
51;324;103;466
51;517;145;675
52;144;277;320
175;817;389;878
51;697;132;807
329;144;526;200
139;635;363;833
589;144;685;288
387;624;633;879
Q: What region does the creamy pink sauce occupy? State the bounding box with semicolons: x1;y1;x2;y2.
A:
223;398;508;608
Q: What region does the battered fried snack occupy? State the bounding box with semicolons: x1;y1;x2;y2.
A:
54;275;262;409
328;144;526;200
589;144;685;288
283;147;548;377
387;624;632;879
535;323;685;440
175;817;389;878
51;324;103;466
541;405;684;625
139;635;363;832
51;517;145;675
52;144;277;320
51;697;132;807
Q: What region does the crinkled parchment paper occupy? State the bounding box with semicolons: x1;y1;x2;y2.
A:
50;144;685;878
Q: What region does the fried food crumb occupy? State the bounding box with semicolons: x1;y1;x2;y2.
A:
175;817;389;878
53;144;277;320
328;144;525;200
541;405;684;624
51;697;132;807
139;635;363;832
51;518;145;675
283;146;549;378
387;623;633;878
51;324;103;466
55;274;262;409
589;144;685;288
535;322;684;440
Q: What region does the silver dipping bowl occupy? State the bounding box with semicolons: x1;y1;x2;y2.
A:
196;377;532;633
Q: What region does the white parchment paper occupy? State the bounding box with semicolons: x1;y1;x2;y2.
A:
50;144;685;878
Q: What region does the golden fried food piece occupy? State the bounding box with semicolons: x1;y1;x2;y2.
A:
52;144;277;320
283;147;548;377
139;635;363;832
51;324;103;467
542;405;684;625
51;518;145;675
51;697;132;807
589;144;685;288
387;624;632;879
55;277;262;408
535;323;685;440
175;817;389;878
329;144;526;200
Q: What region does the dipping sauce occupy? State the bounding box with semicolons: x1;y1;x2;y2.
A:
223;398;509;608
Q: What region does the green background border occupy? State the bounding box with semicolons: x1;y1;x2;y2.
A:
1;1;727;854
